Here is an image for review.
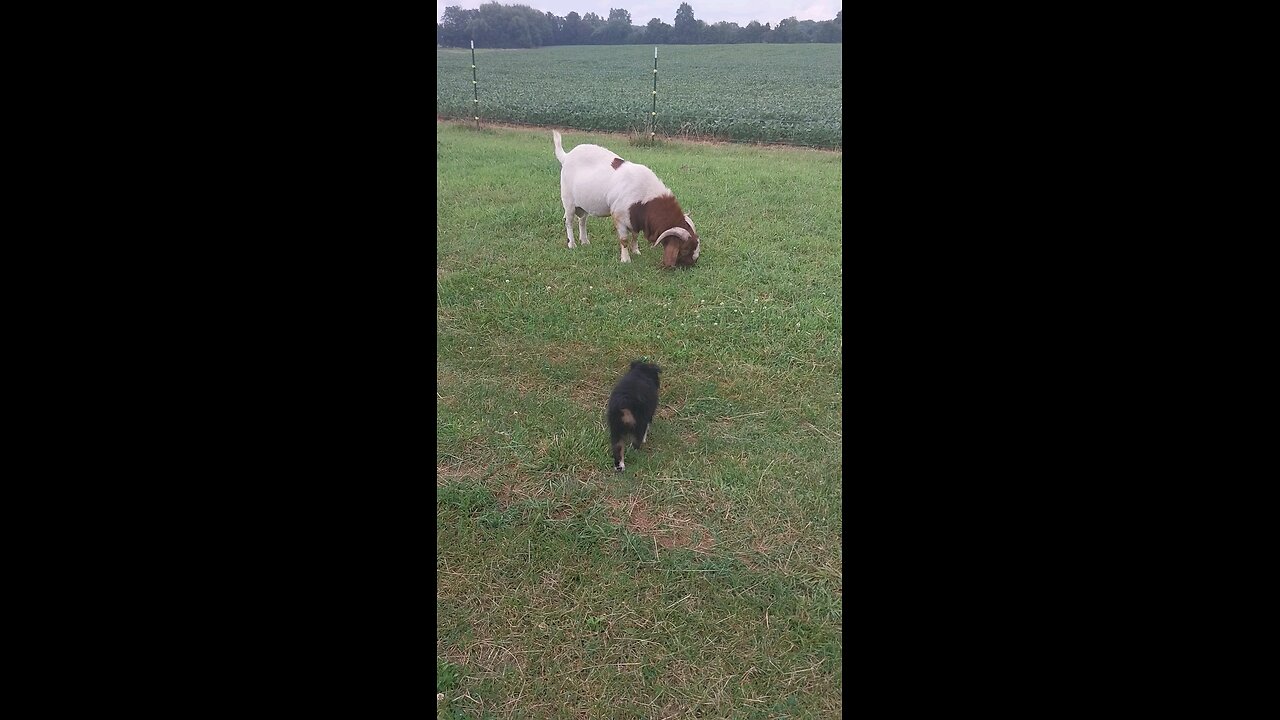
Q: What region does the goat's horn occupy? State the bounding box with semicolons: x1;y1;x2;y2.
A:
653;227;690;247
683;214;695;234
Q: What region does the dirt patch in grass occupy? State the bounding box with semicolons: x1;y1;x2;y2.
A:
566;380;610;412
494;481;522;507
544;340;595;365
604;496;716;552
531;348;612;412
437;460;487;484
656;392;688;420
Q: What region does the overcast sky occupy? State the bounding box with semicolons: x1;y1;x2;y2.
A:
437;1;840;28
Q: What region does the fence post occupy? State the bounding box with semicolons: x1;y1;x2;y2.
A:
650;47;658;142
471;40;479;129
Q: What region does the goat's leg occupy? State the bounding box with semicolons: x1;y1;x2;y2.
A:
628;230;641;255
614;215;631;263
563;204;577;248
578;211;589;245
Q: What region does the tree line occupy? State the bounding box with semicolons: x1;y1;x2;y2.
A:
437;2;842;48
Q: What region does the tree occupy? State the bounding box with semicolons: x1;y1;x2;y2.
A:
772;16;799;43
439;5;478;47
463;3;553;48
815;19;838;43
581;12;605;43
437;1;826;47
708;21;741;44
562;11;585;44
469;18;492;45
645;17;672;44
508;14;533;47
673;2;698;44
602;7;633;43
545;12;564;44
796;19;819;42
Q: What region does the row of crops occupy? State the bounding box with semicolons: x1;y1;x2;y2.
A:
436;43;842;148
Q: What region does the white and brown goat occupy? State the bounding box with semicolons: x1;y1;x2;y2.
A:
552;130;700;268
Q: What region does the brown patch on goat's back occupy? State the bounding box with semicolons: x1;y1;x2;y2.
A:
611;157;626;169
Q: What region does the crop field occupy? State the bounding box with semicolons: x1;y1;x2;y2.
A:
437;120;841;718
436;44;842;148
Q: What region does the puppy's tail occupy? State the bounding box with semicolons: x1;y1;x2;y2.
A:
619;408;636;428
553;130;567;165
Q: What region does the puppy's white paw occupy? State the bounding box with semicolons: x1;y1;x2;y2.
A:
615;461;625;472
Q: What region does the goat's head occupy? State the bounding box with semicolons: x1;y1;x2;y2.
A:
653;215;700;269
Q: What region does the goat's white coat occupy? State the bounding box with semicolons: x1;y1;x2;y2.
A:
554;131;669;251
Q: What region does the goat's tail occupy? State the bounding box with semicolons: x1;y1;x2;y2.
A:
553;130;567;165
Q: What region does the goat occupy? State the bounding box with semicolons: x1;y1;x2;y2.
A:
552;130;700;268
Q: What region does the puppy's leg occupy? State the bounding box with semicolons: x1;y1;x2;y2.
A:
634;420;649;449
612;438;626;472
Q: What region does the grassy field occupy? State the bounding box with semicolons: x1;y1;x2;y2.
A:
437;120;841;718
436;44;842;148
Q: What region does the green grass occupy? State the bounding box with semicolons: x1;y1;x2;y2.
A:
436;44;842;148
437;120;841;718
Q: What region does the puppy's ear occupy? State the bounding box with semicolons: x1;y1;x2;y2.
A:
630;360;643;370
654;365;662;374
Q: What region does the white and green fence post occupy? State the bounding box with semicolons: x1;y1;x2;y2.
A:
471;40;479;129
650;47;658;142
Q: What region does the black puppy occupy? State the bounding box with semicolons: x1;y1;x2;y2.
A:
605;360;662;472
